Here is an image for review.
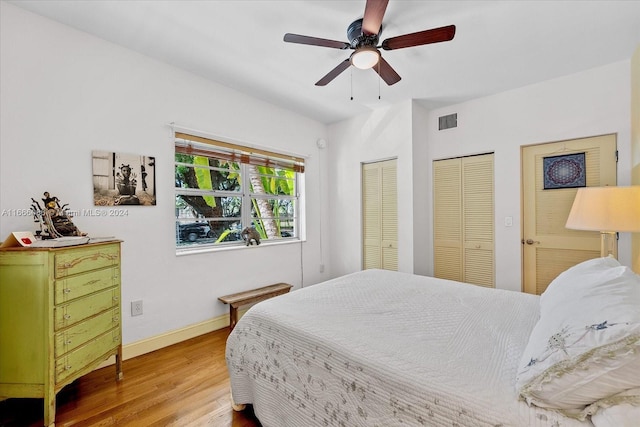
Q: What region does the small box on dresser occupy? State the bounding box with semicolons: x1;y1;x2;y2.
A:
0;241;123;427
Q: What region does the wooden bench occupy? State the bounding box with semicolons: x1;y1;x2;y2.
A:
218;283;292;330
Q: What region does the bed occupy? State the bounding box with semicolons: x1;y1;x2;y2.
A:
226;261;640;427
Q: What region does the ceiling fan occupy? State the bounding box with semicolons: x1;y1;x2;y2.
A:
283;0;456;86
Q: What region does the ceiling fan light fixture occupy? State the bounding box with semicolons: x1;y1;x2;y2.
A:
350;47;380;69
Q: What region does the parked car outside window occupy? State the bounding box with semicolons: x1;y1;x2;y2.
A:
178;222;213;242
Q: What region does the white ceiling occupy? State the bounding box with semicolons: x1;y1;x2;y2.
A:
10;0;640;124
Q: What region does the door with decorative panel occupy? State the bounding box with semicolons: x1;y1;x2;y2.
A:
521;134;617;294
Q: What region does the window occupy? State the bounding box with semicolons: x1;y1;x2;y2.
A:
175;132;304;250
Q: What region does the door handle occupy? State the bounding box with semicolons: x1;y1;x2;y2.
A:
523;238;540;245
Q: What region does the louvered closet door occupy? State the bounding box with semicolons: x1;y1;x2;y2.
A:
362;159;398;271
433;154;495;287
381;161;398;270
363;164;381;269
462;154;494;287
433;158;463;281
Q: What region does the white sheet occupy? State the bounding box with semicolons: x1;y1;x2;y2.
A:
226;269;593;426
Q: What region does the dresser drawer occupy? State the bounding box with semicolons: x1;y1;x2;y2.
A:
54;288;120;330
55;266;119;305
55;328;120;384
55;307;120;357
55;244;119;278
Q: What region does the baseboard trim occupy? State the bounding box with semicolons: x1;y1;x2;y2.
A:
97;313;230;369
126;314;230;359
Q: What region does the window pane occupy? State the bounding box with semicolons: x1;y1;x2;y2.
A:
175;194;241;219
176;221;213;244
176;219;243;246
251;198;295;239
213;221;243;244
248;166;295;196
218;196;241;218
175;155;241;192
176;194;242;246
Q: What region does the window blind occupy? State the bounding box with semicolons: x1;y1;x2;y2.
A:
175;132;305;173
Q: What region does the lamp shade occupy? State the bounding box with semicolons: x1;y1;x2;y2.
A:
565;186;640;232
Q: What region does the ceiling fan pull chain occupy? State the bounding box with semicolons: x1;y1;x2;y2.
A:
378;61;381;100
350;68;354;100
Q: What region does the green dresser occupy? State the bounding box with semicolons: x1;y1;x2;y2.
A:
0;241;123;427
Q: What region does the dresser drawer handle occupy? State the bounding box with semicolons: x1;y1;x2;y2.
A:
66;340;72;345
113;296;119;301
64;314;71;320
65;365;72;370
63;288;71;294
113;317;118;323
64;262;72;268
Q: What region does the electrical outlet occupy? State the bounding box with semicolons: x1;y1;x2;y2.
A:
131;300;143;316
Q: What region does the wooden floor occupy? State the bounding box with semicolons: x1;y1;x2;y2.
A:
0;328;261;427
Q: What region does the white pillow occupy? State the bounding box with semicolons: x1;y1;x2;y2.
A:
539;256;621;312
516;258;640;415
589;388;640;427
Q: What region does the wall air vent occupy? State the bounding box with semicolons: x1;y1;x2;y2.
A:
438;113;457;130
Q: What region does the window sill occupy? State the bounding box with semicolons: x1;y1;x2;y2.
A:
175;238;302;257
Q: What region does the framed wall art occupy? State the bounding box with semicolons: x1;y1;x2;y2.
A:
543;152;586;190
92;150;156;206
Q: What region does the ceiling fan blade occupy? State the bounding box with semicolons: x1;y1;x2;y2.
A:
381;25;456;50
373;56;401;85
362;0;389;36
315;59;351;86
284;33;350;50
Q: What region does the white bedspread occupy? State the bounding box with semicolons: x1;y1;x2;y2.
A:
226;269;592;426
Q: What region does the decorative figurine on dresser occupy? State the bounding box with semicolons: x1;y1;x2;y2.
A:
0;237;123;426
30;191;86;239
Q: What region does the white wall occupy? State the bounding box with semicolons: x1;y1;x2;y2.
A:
411;102;431;276
0;3;330;345
425;60;632;291
328;61;633;291
327;101;415;277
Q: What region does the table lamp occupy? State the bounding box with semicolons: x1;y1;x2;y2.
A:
565;186;640;258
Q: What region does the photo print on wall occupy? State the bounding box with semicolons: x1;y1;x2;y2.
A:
92;150;156;206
